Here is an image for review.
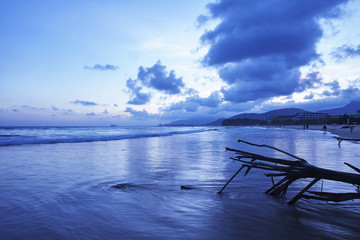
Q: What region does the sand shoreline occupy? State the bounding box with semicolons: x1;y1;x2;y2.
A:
280;124;360;139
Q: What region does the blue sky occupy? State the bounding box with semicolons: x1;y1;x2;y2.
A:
1;0;360;126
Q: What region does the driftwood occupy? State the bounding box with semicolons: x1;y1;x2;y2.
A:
335;137;360;148
219;139;360;205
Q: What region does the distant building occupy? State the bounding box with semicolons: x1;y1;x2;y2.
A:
272;115;295;122
328;113;360;119
272;111;360;124
272;112;328;123
348;113;360;119
293;112;328;121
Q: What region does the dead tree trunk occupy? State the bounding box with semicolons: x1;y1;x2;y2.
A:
219;139;360;205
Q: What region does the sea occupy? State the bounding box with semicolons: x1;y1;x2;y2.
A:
0;126;359;240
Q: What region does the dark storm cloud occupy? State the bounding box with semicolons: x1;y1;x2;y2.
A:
331;44;360;61
83;64;118;71
137;60;184;95
71;100;98;106
200;0;348;103
126;78;152;105
219;57;301;102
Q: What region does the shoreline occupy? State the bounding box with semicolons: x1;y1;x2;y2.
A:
280;124;360;139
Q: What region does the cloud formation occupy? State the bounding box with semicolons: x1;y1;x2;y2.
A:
200;0;349;103
331;44;360;61
83;64;118;71
126;60;185;105
296;71;323;92
125;107;154;120
126;78;152;105
62;109;74;115
86;112;97;116
263;85;360;113
137;60;184;95
168;91;223;113
71;100;98;106
321;80;360;98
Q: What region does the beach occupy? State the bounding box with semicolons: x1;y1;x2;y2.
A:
281;124;360;139
1;126;360;239
326;125;360;139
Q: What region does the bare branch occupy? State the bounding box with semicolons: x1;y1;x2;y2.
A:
220;139;360;204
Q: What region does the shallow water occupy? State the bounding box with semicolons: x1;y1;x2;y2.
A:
0;126;359;239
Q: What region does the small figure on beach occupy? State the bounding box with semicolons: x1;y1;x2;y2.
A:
350;126;354;133
321;124;327;131
342;124;356;133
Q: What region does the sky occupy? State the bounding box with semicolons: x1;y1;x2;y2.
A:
1;0;360;126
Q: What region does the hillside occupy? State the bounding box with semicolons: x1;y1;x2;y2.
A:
318;101;360;114
165;117;218;126
206;118;225;126
163;101;360;126
230;108;308;120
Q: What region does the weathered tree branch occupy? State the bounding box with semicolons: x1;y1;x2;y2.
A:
335;137;360;148
220;140;360;205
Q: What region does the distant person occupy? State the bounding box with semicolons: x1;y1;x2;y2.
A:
321;125;327;131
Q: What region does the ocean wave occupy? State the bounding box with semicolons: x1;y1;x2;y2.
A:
0;128;218;146
0;134;22;137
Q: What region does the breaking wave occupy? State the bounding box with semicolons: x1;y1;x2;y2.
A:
0;127;218;146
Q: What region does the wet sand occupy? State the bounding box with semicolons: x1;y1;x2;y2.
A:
281;124;360;139
1;126;360;239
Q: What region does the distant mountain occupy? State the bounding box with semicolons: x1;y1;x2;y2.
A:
206;118;225;126
318;101;360;114
165;117;215;126
164;119;201;126
164;101;360;127
230;108;308;120
205;108;308;126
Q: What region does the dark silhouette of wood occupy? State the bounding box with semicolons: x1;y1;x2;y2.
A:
303;191;360;202
218;166;246;194
287;177;320;205
220;139;360;204
335;137;360;148
344;162;360;174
